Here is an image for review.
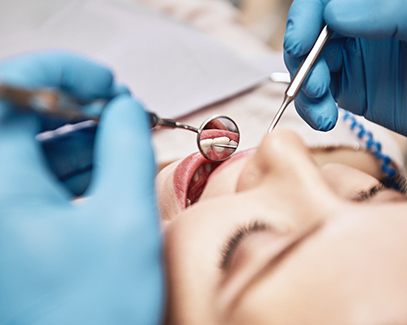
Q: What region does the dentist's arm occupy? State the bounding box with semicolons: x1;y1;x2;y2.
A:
0;52;164;324
284;0;407;135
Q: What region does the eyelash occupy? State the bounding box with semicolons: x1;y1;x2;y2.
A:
219;220;271;270
354;183;384;202
355;176;407;202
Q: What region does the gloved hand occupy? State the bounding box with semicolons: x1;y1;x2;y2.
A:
283;0;407;135
0;52;164;324
0;52;130;196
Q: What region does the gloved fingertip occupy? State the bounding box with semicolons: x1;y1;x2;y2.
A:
82;102;105;118
283;17;309;57
89;93;155;199
302;99;338;131
294;96;315;128
314;115;337;131
103;94;148;132
302;60;331;99
295;93;338;131
301;112;333;131
48;52;116;101
284;35;307;58
284;0;325;57
283;50;301;79
112;83;131;97
303;81;328;100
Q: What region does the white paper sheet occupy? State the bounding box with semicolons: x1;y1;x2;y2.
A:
0;0;269;117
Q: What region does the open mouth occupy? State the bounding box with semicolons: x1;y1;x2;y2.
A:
173;152;222;208
173;146;253;209
173;129;240;208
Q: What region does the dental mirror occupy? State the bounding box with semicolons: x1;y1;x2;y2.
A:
197;115;240;161
150;113;240;161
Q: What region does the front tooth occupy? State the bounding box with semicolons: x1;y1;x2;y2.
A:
200;138;213;154
229;140;238;147
212;136;229;152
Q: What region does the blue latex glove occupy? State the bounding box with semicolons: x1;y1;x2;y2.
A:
0;52;164;324
283;0;407;135
0;52;130;196
41;124;98;196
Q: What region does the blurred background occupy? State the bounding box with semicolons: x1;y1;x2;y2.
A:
233;0;292;50
2;0;404;165
0;0;292;50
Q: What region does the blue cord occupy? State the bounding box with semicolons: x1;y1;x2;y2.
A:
341;109;398;178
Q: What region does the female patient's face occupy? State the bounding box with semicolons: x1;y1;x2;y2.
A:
157;130;407;325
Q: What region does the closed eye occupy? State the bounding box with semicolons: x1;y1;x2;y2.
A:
353;183;385;202
353;175;407;202
219;220;271;270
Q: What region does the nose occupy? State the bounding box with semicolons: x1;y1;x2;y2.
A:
236;130;334;206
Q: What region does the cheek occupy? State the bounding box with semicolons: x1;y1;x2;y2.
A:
320;164;379;199
200;158;247;200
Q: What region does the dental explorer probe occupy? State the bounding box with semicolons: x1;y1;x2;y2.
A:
0;83;240;161
268;25;331;132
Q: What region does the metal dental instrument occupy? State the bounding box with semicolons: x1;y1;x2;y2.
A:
0;84;240;162
150;113;240;161
268;25;331;133
0;83;94;121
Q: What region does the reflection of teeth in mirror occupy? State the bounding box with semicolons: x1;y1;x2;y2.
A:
229;140;238;148
212;136;230;152
200;129;239;143
200;138;213;154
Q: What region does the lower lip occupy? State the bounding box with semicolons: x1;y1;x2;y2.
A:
173;152;212;208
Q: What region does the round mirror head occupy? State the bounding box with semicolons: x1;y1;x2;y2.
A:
198;116;240;161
